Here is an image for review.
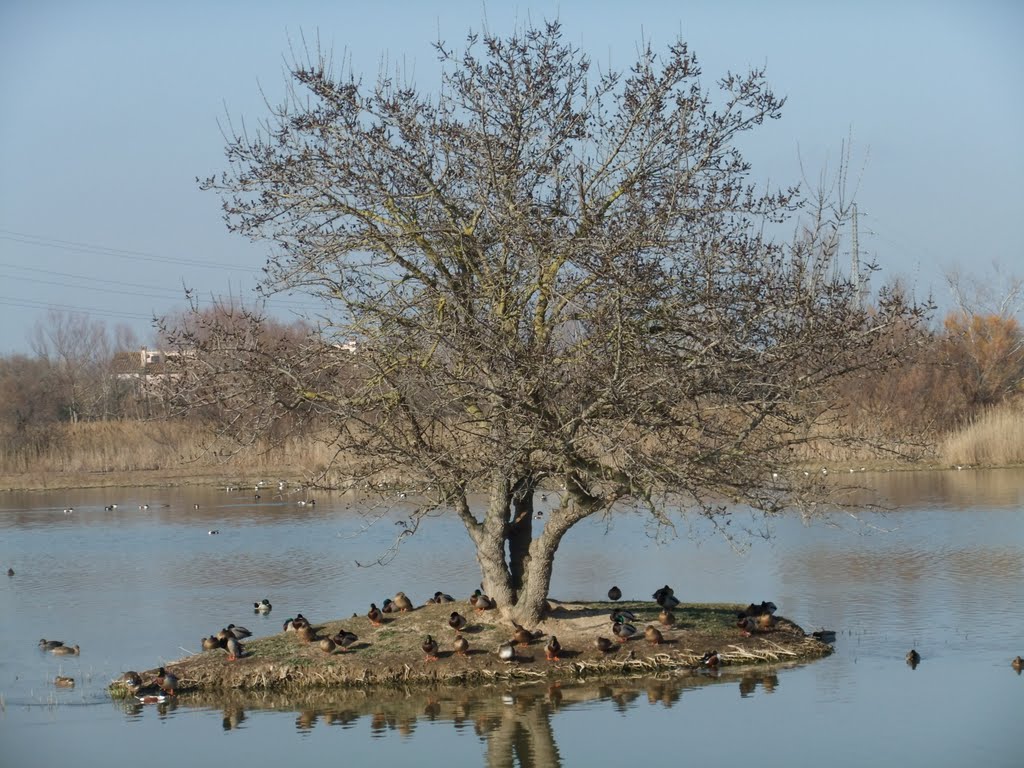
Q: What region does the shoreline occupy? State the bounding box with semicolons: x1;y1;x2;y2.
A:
109;601;833;697
4;460;1015;494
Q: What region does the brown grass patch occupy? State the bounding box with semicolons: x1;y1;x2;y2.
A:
110;600;832;696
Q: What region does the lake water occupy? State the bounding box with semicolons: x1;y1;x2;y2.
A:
1;469;1022;767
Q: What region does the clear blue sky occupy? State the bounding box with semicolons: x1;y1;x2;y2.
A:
1;0;1022;353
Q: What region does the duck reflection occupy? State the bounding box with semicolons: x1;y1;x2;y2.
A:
165;663;802;763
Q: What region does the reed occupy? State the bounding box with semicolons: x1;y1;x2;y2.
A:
940;400;1024;467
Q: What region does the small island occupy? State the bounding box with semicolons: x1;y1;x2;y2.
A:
110;599;833;696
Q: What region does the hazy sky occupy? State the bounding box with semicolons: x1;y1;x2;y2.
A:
1;0;1021;353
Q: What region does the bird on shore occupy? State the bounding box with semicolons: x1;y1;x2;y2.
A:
740;601;777;618
653;585;680;610
906;649;921;668
319;637;337;654
52;644;80;655
454;634;470;656
380;598;396;613
296;624;316;643
116;671;143;691
225;624;251;639
202;635;220;651
155;667;179;695
512;622;542;646
431;591;456;604
595;636;615;654
644;625;664;645
290;614;310;631
470;589;495;611
221;634;244;660
422;635;440;661
367;603;383;626
610;609;636;623
254;599;272;614
332;628;358;651
659;608;675;626
545;636;562;661
39;639;64;651
497;640;516;662
393;592;414;612
612;618;637;643
449;611;468;631
608;586;622;601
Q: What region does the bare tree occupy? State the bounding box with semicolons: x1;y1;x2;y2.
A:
173;23;929;623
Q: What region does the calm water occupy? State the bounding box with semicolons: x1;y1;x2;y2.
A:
1;469;1022;767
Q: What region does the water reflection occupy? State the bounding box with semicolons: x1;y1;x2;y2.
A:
126;669;788;765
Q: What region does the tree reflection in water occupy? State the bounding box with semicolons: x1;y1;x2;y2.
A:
126;667;789;765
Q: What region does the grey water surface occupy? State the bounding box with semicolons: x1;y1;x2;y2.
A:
1;469;1022;767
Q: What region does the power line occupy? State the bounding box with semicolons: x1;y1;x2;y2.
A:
0;295;160;322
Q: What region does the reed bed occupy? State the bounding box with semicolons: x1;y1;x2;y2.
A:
940;400;1024;467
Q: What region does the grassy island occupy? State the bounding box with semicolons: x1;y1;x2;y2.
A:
109;600;833;697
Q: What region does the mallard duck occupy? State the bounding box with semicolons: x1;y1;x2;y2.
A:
222;635;244;660
155;667;179;695
290;613;311;631
51;644;80;655
906;649;921;667
469;589;495;612
659;608;675;626
512;622;542;646
332;628;358;651
740;601;777;617
737;615;759;636
610;609;636;623
393;592;414;612
39;639;64;651
644;625;664;645
653;585;681;610
54;675;75;687
432;591;455;603
811;629;836;643
202;635;220;651
422;635;440;661
700;649;720;668
449;611;468;631
226;624;251;639
319;637;337;654
254;599;272;614
607;586;622;601
7;567;14;576
367;603;383;626
379;598;394;613
296;624;316;643
545;636;562;661
453;634;469;656
1012;656;1023;671
497;640;516;662
595;636;615;653
612;620;637;643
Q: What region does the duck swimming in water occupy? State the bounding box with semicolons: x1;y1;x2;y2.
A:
906;649;921;667
51;644;80;655
39;639;64;651
254;599;272;614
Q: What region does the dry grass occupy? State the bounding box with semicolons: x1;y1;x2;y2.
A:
940;400;1024;467
109;600;832;696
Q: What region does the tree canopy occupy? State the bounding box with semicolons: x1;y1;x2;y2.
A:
171;22;928;623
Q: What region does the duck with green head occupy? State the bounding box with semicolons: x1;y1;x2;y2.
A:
422;635;440;661
155;667;179;695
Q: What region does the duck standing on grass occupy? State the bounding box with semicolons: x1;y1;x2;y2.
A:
454;634;470;656
644;625;664;645
221;634;245;660
422;635;440;661
367;603;383;626
449;611;468;631
612;615;637;643
393;592;414;612
595;636;615;654
202;635;220;651
659;608;675;627
319;637;337;654
498;640;516;662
